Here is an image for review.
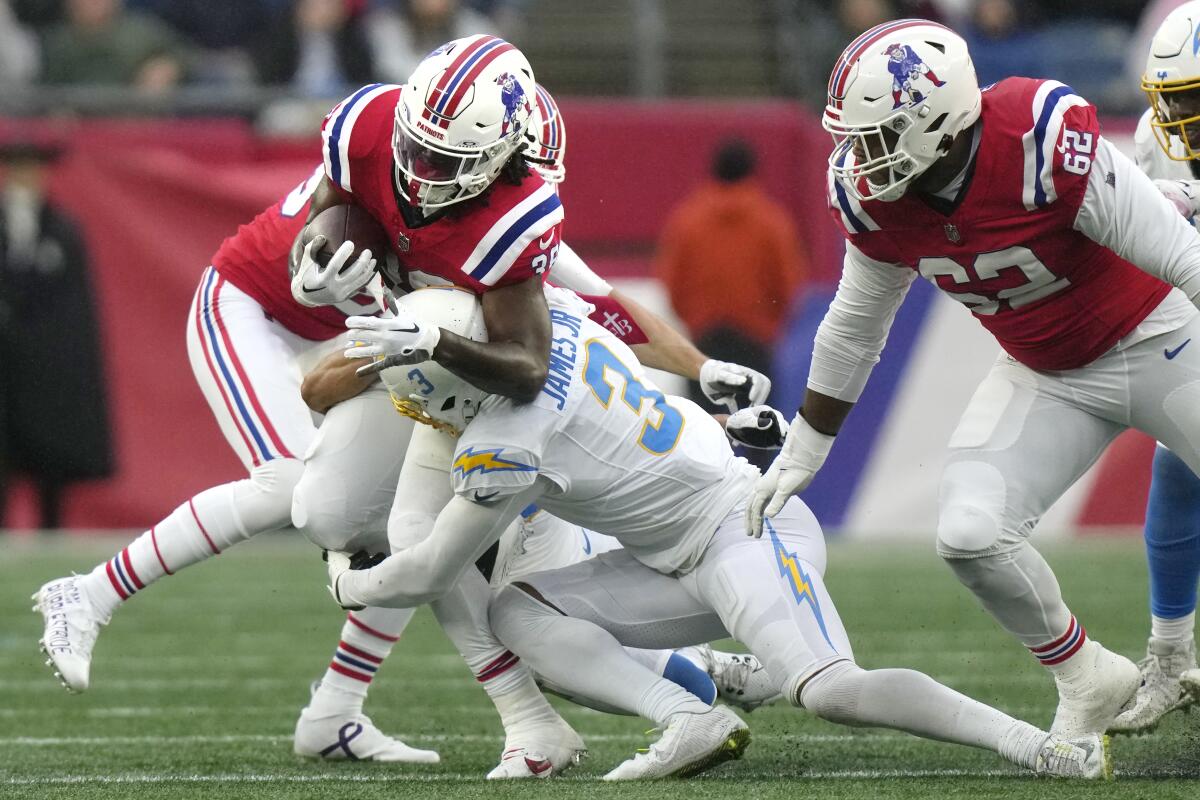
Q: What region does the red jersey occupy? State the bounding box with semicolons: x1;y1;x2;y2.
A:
321;84;564;293
212;166;381;341
828;77;1171;371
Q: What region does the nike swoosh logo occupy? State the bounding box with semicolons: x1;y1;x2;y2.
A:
538;233;554;249
581;530;592;555
472;490;501;504
392;325;420;334
1165;339;1192;360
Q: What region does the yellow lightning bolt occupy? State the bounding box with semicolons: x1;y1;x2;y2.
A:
777;547;816;606
452;448;534;477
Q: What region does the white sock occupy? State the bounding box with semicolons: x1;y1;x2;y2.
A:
801;661;1048;768
308;607;415;717
1151;612;1196;644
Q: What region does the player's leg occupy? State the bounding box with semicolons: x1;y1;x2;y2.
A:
492;511;731;711
935;357;1136;737
1116;323;1200;727
489;550;750;779
387;424;585;779
1111;445;1200;731
290;389;435;762
685;498;1106;778
35;269;319;692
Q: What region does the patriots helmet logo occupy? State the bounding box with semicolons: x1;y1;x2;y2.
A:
495;72;531;136
883;44;946;109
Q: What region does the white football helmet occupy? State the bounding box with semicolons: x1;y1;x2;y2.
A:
527;83;567;184
822;19;981;202
380;287;489;436
1143;1;1200;162
394;35;536;211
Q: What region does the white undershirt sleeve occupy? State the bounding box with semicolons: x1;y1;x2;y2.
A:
546;241;613;297
807;244;916;403
1073;137;1200;305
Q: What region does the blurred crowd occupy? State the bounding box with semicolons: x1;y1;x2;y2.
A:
0;0;519;94
0;0;1169;110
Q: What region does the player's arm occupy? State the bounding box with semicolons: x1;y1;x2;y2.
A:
300;350;377;414
550;241;770;409
328;484;544;608
745;244;914;536
1073;137;1200;304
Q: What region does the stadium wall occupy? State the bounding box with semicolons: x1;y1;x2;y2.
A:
0;108;1151;536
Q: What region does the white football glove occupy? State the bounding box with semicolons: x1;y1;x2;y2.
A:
324;550;358;610
726;405;789;450
746;413;834;538
290;234;377;308
344;310;441;376
699;359;771;412
1154;179;1200;219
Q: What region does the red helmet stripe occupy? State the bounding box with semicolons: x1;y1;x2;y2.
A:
439;42;517;120
427;35;500;112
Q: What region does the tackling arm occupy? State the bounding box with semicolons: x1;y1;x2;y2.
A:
331;484;544;609
746;244;914;536
300;351;378;414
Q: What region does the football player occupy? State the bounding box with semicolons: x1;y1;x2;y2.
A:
293;81;780;772
32;52;772;773
324;286;1109;781
744;19;1200;739
1105;1;1200;732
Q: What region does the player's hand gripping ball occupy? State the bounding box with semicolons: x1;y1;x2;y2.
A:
291;205;388;308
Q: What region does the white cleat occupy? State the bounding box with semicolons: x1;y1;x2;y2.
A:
294;705;440;763
1034;733;1111;780
1109;638;1197;734
486;719;587;779
681;645;781;712
603;705;750;781
33;576;106;694
1180;667;1200;702
1050;641;1140;738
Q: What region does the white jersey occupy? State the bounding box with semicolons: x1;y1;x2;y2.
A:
1134;108;1194;181
450;289;759;574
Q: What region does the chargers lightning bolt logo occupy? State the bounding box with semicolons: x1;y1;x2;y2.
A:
767;521;836;649
452;447;537;478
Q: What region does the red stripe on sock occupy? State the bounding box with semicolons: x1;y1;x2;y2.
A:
1030;617;1077;654
105;561;130;600
1041;624;1088;666
339;641;384;664
329;661;372;682
347;613;401;643
120;549;144;590
189;499;220;555
150;527;174;575
476;652;520;683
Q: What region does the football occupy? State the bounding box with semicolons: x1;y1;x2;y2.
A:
301;204;390;269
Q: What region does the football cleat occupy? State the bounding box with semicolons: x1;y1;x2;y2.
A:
294;705;439;763
1180;667;1200;701
1050;641;1140;738
1034;733;1111;779
603;705;750;781
1109;638;1197;734
486;719;587;779
33;576;106;693
680;645;781;712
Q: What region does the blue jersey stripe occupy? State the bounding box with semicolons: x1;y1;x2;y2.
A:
200;269;273;462
328;84;382;189
1032;85;1074;208
834;149;869;233
468;193;562;281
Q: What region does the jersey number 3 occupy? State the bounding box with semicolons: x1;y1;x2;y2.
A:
583;340;683;455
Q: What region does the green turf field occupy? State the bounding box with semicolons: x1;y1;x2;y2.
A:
2;534;1198;799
